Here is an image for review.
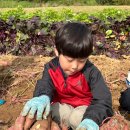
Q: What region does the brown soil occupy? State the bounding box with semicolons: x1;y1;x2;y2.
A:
0;55;130;130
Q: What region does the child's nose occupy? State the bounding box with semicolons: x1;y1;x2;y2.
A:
72;61;78;70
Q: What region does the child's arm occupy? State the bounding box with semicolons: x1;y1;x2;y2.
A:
9;63;55;130
82;65;113;126
21;62;55;120
21;63;54;120
33;63;55;99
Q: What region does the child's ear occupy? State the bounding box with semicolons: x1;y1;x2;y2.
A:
54;48;59;56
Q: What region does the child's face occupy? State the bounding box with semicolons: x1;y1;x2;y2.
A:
59;54;87;76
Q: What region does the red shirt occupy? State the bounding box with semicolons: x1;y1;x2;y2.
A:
49;67;93;107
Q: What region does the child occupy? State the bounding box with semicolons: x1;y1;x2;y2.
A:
9;22;113;130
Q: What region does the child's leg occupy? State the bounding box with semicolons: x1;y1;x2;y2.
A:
69;106;87;129
51;103;74;129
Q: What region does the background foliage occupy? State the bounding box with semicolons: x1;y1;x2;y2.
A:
0;7;130;58
0;0;130;8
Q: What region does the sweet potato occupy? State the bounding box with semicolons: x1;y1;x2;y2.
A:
24;116;35;130
30;114;51;130
0;61;10;67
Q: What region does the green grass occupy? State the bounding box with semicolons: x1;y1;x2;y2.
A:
0;0;130;8
0;0;98;8
0;0;40;8
44;0;98;6
1;6;130;14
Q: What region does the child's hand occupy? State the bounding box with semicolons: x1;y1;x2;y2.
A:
76;118;99;130
21;95;50;120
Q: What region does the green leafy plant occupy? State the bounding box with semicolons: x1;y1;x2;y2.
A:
0;7;130;58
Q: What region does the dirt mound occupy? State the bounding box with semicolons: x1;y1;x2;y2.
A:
0;55;130;129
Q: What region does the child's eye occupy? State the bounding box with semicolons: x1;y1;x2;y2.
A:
79;60;86;63
67;58;74;62
79;59;87;63
64;56;74;62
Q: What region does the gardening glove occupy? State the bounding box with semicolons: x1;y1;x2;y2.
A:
21;95;50;120
76;118;99;130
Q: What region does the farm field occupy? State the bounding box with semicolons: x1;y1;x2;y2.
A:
0;55;130;129
0;4;130;129
1;6;130;13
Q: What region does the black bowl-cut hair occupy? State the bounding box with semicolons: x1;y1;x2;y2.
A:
55;22;93;58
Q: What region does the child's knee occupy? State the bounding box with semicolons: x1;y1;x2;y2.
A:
69;106;87;129
69;113;80;129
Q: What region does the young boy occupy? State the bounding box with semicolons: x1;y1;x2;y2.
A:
9;22;113;130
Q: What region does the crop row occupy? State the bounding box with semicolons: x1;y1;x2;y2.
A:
0;7;130;58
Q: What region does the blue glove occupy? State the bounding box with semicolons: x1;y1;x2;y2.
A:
0;99;6;105
21;95;50;120
76;118;99;130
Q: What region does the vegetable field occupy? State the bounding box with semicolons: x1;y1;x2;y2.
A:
0;7;130;59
